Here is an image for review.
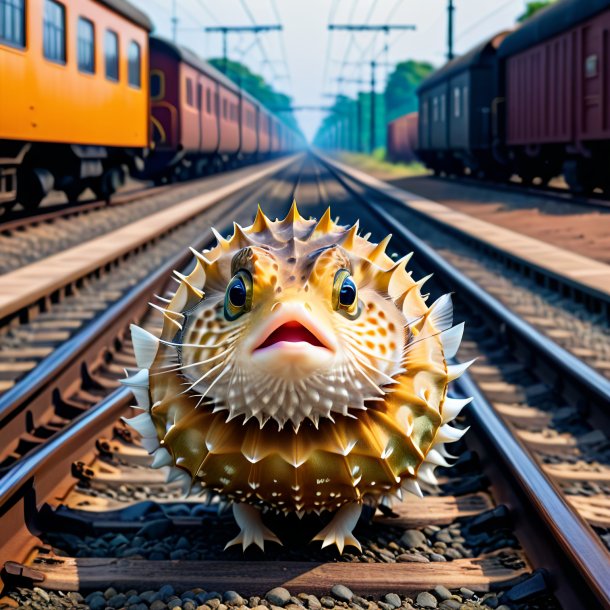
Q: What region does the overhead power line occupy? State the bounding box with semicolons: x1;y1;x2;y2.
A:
270;0;293;94
205;25;283;75
239;0;278;81
327;23;416;153
194;0;220;25
456;0;514;42
329;24;416;32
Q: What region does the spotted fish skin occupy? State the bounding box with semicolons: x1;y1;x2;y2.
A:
123;202;472;552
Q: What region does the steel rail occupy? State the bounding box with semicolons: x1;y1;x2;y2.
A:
0;184;170;234
454;372;610;609
315;154;610;607
0;384;130;514
431;173;610;212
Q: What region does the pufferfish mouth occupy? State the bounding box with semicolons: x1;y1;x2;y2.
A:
247;304;337;377
255;321;327;350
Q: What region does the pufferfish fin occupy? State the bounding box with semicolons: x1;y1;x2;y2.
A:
225;503;283;551
311;502;363;554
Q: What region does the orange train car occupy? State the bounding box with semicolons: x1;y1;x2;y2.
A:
0;0;152;209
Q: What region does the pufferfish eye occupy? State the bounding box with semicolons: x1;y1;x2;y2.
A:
333;269;360;318
224;270;253;320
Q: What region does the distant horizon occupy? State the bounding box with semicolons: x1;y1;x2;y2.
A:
130;1;527;141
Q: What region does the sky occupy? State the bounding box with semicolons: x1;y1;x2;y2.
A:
131;1;528;141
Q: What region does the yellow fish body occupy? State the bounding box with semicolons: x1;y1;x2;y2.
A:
124;203;472;552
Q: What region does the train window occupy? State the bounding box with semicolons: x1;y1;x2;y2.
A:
105;30;119;81
77;18;95;74
150;71;163;100
223;99;227;119
463;86;468;113
454;87;461;118
585;55;598;79
43;0;65;63
441;94;446;122
0;0;25;48
432;97;438;123
197;83;202;109
186;78;193;106
206;89;211;113
128;41;141;87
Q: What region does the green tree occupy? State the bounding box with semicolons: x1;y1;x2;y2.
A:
209;58;302;134
384;60;435;122
517;1;555;22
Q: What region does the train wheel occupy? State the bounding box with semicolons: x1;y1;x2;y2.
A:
92;168;124;201
17;167;54;211
64;183;84;204
564;160;596;195
1;200;18;216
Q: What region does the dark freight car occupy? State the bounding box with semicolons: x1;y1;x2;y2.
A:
498;0;610;191
417;33;507;176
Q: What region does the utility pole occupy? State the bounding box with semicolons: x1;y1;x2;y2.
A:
447;0;455;61
335;77;366;152
205;25;283;74
370;60;376;153
171;0;178;43
328;23;416;154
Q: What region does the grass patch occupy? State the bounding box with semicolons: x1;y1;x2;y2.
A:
337;151;429;180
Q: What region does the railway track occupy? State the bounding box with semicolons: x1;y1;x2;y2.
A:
432;174;610;213
0;183;168;235
0;154;608;610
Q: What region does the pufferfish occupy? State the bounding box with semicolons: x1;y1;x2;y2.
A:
122;202;473;553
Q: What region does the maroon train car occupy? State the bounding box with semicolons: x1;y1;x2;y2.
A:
146;36;293;179
498;0;610;191
387;112;419;163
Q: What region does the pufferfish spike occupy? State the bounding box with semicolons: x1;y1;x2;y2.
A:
311;207;335;238
339;220;360;250
129;324;159;369
173;271;204;301
189;246;212;267
150;447;173;468
280;199;306;226
369;234;392;263
440;323;465;360
249;204;272;233
231;222;256;249
211;227;231;250
148;303;184;330
442;396;473;424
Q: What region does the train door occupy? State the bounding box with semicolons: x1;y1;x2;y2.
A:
197;81;203;152
580;21;606;140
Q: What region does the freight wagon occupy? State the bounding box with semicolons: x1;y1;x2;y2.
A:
409;0;610;194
